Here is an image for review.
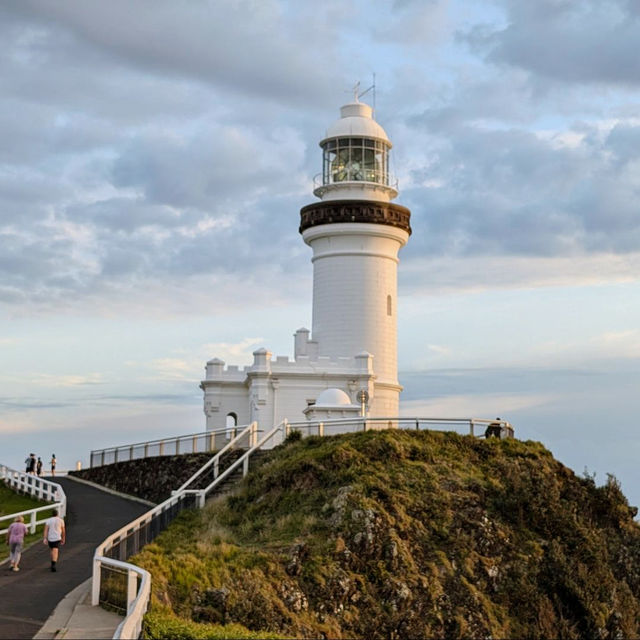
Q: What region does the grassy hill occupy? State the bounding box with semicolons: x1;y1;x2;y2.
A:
132;429;640;639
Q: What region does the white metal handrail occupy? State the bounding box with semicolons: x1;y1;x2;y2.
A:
195;420;287;504
89;426;242;468
92;490;189;638
107;558;150;640
174;422;258;495
0;464;66;535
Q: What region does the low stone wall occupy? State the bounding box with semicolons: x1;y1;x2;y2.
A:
70;453;214;504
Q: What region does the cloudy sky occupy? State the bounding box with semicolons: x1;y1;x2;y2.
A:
2;1;640;505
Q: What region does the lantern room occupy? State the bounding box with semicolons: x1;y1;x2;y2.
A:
313;101;398;202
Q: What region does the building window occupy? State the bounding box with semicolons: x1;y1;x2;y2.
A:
387;295;392;316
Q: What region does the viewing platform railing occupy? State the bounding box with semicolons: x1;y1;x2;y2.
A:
284;416;513;438
0;464;67;535
89;426;239;468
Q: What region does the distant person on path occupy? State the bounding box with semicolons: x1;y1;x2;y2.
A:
26;453;36;474
6;515;28;572
36;457;43;477
43;509;65;572
50;454;56;476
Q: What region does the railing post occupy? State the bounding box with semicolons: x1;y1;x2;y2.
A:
193;436;197;453
114;449;119;463
127;569;138;608
251;421;258;447
175;439;179;455
470;420;475;436
209;432;215;452
101;451;105;467
319;422;324;437
92;557;101;606
129;445;134;461
243;455;249;477
284;419;290;439
198;491;206;509
144;444;149;459
214;459;219;479
159;441;164;456
30;510;37;534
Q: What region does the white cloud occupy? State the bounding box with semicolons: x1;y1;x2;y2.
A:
29;373;105;388
401;392;554;419
402;252;640;296
202;337;265;365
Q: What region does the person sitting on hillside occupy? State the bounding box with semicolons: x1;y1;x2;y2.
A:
485;418;503;439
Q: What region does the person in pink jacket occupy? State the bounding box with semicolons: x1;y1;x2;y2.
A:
6;515;28;572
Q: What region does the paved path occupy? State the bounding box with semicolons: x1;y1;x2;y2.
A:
0;477;149;640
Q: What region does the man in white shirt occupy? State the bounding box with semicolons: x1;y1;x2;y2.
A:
43;509;66;572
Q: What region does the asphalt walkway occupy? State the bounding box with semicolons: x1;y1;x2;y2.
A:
0;476;149;640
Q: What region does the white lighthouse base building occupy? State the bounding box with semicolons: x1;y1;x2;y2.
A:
201;334;394;447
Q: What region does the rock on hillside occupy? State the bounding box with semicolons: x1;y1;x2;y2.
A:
132;430;640;639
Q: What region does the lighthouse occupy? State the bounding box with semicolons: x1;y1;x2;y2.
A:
201;98;411;437
299;99;411;415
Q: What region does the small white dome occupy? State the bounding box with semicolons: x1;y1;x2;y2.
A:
315;388;353;407
321;101;391;145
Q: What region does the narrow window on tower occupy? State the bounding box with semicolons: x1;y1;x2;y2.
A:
225;412;238;440
387;295;392;316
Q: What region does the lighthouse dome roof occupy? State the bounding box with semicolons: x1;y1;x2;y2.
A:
321;101;391;145
315;388;353;407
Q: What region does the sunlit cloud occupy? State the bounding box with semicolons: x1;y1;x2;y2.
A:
401;392;556;418
202;337;265;364
402;252;640;296
29;373;105;387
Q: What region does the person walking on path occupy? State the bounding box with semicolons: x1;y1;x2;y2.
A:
36;457;43;477
50;454;56;476
6;515;28;572
43;509;65;572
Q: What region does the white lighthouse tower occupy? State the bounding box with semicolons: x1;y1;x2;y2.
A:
299;98;411;415
201;97;411;436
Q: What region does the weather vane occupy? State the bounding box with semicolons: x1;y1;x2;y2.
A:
345;75;377;113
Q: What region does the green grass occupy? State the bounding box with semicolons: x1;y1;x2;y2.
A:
129;430;640;639
0;484;55;562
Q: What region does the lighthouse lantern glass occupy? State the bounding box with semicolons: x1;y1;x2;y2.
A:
322;137;389;186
